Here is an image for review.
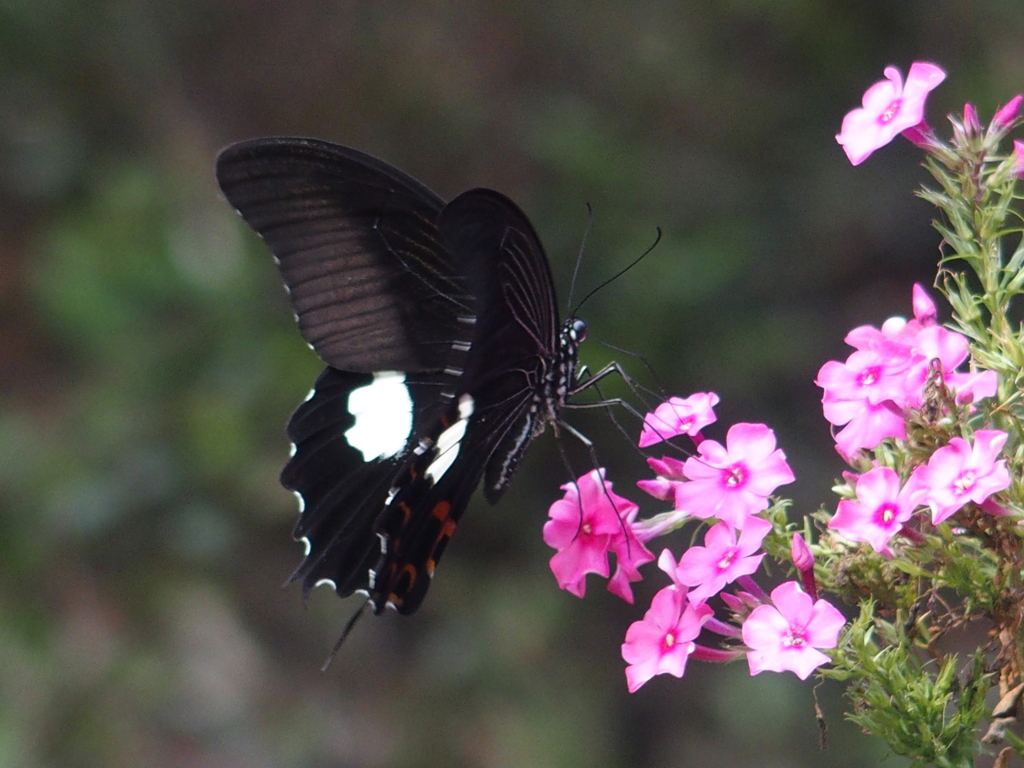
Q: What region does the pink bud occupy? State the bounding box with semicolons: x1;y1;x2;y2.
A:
690;645;745;664
719;592;745;613
911;283;937;325
992;95;1023;129
1013;140;1024;179
980;498;1010;517
898;524;926;546
791;533;818;600
790;533;815;571
964;103;982;135
725;590;762;611
901;120;936;149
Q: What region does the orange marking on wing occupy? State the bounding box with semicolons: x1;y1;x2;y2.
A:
396;501;412;524
426;519;458;577
431;500;452;521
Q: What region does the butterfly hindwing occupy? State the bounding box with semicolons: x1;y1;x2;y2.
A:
282;368;405;598
439;189;561;502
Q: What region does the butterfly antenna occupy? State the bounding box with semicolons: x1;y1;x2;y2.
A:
573;227;661;316
566;202;595;315
321;598;373;671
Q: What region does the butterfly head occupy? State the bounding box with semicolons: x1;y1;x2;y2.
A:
563;317;587;347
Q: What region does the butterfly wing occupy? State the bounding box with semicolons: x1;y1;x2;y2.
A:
363;189;564;614
216;137;473;372
439;189;561;502
217;139;564;617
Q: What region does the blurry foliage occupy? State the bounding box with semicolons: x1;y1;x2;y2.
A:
2;1;1024;766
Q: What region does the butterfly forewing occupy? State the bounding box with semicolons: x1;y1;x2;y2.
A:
216;138;473;373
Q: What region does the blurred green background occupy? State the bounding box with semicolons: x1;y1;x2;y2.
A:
2;2;1022;766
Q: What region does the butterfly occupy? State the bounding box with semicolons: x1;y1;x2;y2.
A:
216;136;602;622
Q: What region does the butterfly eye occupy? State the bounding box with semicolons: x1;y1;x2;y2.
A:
572;318;588;343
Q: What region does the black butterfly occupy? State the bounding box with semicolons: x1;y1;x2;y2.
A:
216;137;600;620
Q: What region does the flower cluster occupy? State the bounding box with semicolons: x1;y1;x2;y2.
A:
545;392;845;690
540;60;1024;767
816;284;1008;553
816;284;998;458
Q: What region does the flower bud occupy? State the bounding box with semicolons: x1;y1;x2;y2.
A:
992;95;1023;130
963;103;982;135
1013;140;1024;179
791;532;815;571
791;533;818;600
901;120;936;149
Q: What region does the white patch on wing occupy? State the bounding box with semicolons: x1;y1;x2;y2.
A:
425;394;475;483
314;578;337;590
299;535;311;556
293;491;305;513
345;372;413;461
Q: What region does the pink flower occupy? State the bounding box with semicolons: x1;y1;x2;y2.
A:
673;423;795;529
621;586;713;692
639;392;719;447
818;351;912;406
946;368;999;405
836;62;946;165
543;469;653;601
817;284;998;455
910;430;1011;524
903;325;997;407
660;516;772;603
828;467;924;554
817;352;909;454
742;582;846;680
